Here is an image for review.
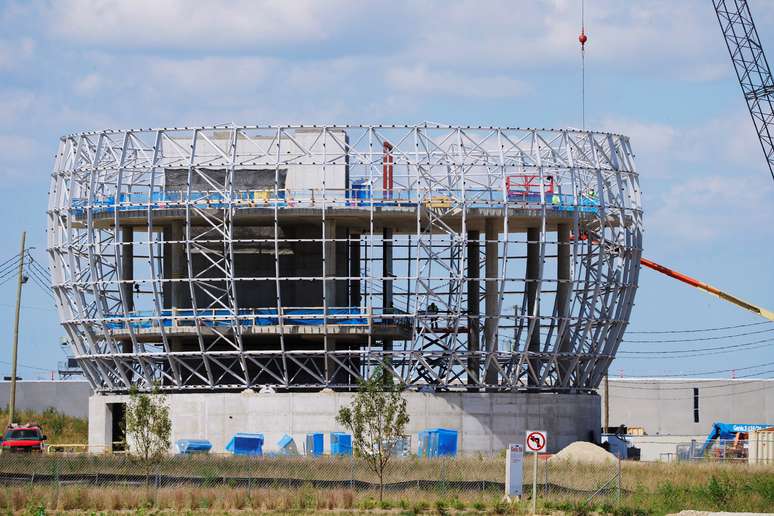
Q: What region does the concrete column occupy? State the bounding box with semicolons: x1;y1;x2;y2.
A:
382;228;394;371
169;223;185;309
120;226;134;313
382;228;393;315
323;220;337;383
484;220;499;386
167;223;186;354
336;226;349;308
120;227;133;355
349;233;361;307
466;230;480;386
556;224;572;383
526;227;541;386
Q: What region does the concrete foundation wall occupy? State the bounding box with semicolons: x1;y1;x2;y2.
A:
605;379;774;436
89;391;600;455
626;435;706;462
0;381;91;419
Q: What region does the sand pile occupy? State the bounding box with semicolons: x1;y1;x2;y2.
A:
548;441;617;464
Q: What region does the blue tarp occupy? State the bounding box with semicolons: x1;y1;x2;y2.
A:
277;434;299;456
701;422;772;452
330;432;352;456
418;428;458;458
225;433;264;456
175;439;212;454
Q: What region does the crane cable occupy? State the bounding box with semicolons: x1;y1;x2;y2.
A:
579;0;587;130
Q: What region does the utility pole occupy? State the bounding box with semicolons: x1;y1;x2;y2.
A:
8;231;26;427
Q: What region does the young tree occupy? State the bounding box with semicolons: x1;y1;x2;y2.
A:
336;367;409;501
125;386;172;485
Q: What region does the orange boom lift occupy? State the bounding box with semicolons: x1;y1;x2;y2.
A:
639;257;774;321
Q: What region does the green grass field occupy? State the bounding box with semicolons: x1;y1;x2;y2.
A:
0;458;769;514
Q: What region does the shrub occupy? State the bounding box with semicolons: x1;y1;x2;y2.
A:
706;476;732;507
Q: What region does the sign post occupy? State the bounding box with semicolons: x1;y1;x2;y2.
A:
505;443;524;499
525;430;547;514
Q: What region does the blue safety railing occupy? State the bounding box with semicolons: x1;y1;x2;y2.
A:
70;188;600;216
102;307;371;330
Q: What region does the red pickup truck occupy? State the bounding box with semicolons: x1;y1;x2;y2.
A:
0;424;47;453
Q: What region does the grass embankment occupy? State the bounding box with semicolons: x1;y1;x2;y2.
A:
0;407;87;445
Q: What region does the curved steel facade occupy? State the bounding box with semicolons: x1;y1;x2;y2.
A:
47;125;642;393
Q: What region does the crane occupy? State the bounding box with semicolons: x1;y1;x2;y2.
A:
714;0;774;182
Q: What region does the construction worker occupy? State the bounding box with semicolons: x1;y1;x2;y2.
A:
427;302;439;330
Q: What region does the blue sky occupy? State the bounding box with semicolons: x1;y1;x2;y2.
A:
0;0;772;380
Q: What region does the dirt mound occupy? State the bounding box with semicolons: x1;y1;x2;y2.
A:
548;441;617;464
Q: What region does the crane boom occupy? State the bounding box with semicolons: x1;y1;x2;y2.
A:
640;257;774;321
714;0;774;182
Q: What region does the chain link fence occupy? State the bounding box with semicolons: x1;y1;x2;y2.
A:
0;452;622;503
673;439;773;464
541;456;622;503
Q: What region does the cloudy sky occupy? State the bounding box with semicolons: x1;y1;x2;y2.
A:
1;0;773;380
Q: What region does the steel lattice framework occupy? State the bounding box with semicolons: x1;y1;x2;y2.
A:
714;0;774;182
47;125;642;393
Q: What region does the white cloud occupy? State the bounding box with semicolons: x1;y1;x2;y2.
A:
386;65;528;98
0;133;42;180
144;56;277;95
0;37;34;69
47;0;358;48
648;174;774;243
39;0;746;82
599;112;774;244
0;90;36;123
73;73;103;95
395;0;749;80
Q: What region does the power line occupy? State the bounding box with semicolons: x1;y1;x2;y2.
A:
618;337;774;356
609;382;774;401
621;360;774;378
0;303;56;311
626;321;772;334
0;252;23;272
620;342;773;360
0;359;54;373
622;327;774;343
607;377;774;390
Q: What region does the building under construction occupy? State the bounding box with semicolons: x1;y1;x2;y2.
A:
47;124;642;453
